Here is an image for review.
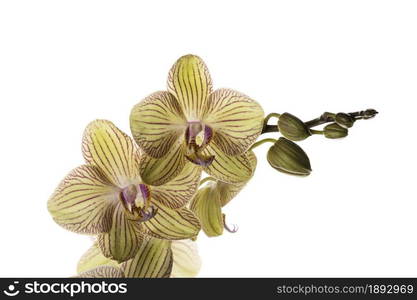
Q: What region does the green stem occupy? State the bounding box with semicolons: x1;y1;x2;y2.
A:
261;108;378;134
310;129;324;135
264;112;281;123
249;138;277;150
199;176;217;186
262;113;281;133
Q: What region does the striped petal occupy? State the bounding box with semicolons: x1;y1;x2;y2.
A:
167;54;213;120
76;266;124;278
202;143;254;184
190;183;224;237
141;202;201;240
139;139;186;186
77;242;120;274
130;91;186;158
151;162;202;209
82;119;141;188
204;88;264;156
48;165;117;234
171;240;201;278
217;151;257;207
98;203;143;262
121;237;173;278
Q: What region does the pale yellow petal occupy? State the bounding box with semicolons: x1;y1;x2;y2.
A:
190;183;224;237
98;202;143;262
77;242;120;274
139;139;186;186
202;143;254;184
204;88;264;156
130;91;186;158
121;237;173;278
217;151;257;206
82;119;141;187
142;202;201;240
151;162;202;209
167;54;213;120
76;266;124;278
48;165;117;234
171;239;202;278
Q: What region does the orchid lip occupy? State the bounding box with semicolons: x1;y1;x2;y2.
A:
120;183;156;221
184;122;214;167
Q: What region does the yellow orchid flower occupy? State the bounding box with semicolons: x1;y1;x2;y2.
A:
130;54;264;186
76;238;201;278
190;151;257;237
48;120;201;263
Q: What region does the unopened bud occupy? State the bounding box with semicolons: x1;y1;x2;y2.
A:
335;113;355;128
267;137;311;176
277;113;311;141
324;123;348;139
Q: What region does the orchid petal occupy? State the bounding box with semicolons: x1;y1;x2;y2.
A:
76;266;125;278
190;183;224;237
171;239;202;278
130;91;186;158
151;162;202;209
202;143;254;184
98;203;143;262
121;237;173;278
82;120;141;187
217;151;257;207
167;54;213;120
142;202;201;240
204;88;264;156
139;139;186;186
48;165;117;234
77;242;120;274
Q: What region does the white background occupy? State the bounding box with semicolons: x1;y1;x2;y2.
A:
0;0;416;277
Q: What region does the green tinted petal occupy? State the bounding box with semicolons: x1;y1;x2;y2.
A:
82;119;141;187
121;237;173;278
202;143;253;183
190;183;224;237
167;54;213;120
98;203;143;262
142;202;201;240
76;266;124;278
204;88;264;155
217;151;257;207
77;242;120;274
139;139;186;186
130;91;186;158
151;162;202;209
48;165;117;234
171;239;202;278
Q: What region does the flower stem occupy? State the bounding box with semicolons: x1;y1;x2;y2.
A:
249;138;277;150
261;108;378;134
310;129;324;135
262;113;281;133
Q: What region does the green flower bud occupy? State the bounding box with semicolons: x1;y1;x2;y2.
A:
324;123;348;139
335;113;355;128
267;137;311;176
277;113;311;141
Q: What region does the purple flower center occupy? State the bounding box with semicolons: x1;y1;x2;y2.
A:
120;184;156;222
184;121;214;167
